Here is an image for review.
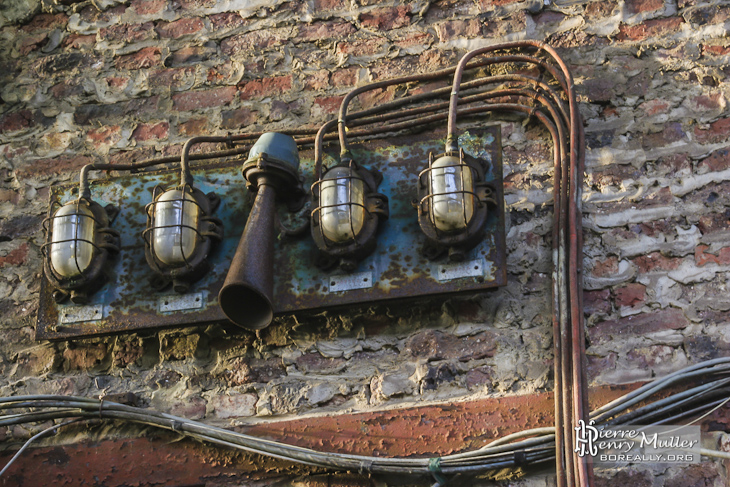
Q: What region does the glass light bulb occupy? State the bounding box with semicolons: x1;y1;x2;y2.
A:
430;155;474;232
50;202;96;278
320;166;365;243
152;189;200;266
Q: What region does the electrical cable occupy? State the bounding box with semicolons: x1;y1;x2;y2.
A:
0;360;728;481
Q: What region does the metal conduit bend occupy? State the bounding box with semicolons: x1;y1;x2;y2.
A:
72;42;590;486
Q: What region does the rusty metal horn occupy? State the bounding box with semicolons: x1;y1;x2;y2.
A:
218;133;304;331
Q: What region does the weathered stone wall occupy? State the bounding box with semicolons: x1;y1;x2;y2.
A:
0;0;729;485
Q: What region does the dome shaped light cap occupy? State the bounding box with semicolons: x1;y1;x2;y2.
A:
248;133;300;170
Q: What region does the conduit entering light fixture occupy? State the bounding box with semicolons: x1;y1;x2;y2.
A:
42;197;120;304
219;133;306;331
143;184;223;293
311;154;388;271
417;147;496;261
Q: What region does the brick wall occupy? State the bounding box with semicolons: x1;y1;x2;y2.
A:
0;0;729;485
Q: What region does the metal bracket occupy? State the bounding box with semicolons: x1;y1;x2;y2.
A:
434;259;486;281
158;293;205;313
58;304;104;324
327;272;374;293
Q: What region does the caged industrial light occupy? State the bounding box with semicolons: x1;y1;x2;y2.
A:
42;193;120;305
143;138;224;293
143;183;223;293
417;145;497;262
310;153;388;271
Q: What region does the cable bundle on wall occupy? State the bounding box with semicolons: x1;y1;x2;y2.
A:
1;359;729;483
53;40;592;485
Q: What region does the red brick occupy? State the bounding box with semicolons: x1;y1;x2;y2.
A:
698;213;730;235
419;49;459;70
590;308;689;344
113;338;144;367
638;98;670;116
336;37;386;56
313;96;343;115
50;80;84;99
591;256;619;277
209;12;248;30
303;70;330;91
688;92;725;112
115;47;162;70
614;283;646;308
626;0;664;14
87;125;122;147
694;117;730;144
18;33;48;56
477;0;522;6
62;34;96;50
221;108;256;129
296;354;346;374
435;19;480;42
594;468;653;487
0;110;35;134
108;147;155;165
178;117;208;136
617;17;684;41
532;11;565;26
698;148;730;172
171;46;213;66
331;66;359;87
106;76;129;89
665;463;721;487
0;243;29;268
702;44;730;56
63;343;108;371
586;353;617;381
99;22;155;43
170;397;206;420
695;245;730;266
370;56;421;80
465;366;493;391
132;121;169;142
585;2;617;18
297;20;355;41
130;0;165;15
404;329;496;362
395;31;434;49
641;122;686;149
156;17;204;39
632;252;682;273
221;29;289;55
20;13;68;32
313;0;345;9
359;5;411;31
627;345;676;368
149;67;195;91
686;5;730;25
15;155;93;180
655;153;690;176
359;86;396;108
223;357;285;385
483;11;526;37
584;289;611;315
172;86;237;111
238;75;292;100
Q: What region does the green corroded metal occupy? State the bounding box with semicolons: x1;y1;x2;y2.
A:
36;126;505;340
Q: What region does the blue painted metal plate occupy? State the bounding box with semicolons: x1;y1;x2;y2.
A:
36;126;505;340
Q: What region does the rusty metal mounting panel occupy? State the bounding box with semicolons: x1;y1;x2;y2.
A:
36;126;506;340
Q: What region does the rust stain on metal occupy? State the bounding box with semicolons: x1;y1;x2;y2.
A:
37;127;506;340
